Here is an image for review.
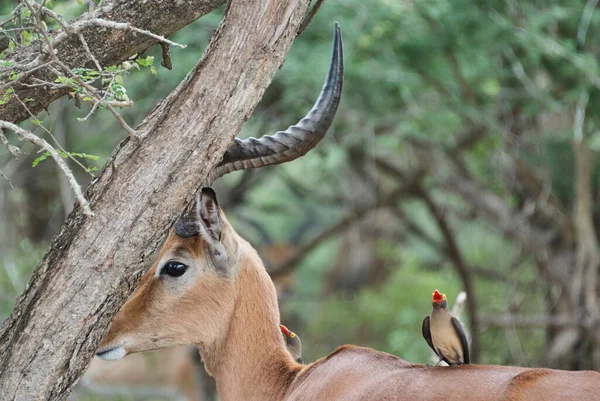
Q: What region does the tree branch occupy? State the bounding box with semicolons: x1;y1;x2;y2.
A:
0;120;92;216
0;0;226;124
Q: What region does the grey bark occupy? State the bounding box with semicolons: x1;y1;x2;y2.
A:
0;0;310;399
0;0;226;124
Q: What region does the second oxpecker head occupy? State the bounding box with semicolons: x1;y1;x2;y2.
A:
281;324;303;364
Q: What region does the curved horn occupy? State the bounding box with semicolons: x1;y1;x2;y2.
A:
209;22;344;182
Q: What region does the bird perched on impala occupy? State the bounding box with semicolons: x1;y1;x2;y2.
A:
422;289;470;366
281;324;303;364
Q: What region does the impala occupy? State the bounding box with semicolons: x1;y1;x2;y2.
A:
97;25;600;401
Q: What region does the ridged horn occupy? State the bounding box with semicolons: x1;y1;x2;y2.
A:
208;22;344;182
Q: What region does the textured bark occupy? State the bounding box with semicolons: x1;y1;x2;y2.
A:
0;0;310;399
0;0;226;124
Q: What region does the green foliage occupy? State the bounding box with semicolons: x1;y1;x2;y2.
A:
0;87;14;105
32;150;99;169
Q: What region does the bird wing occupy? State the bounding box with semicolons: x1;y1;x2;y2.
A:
422;316;438;356
451;316;470;364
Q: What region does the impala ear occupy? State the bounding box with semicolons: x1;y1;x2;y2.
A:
196;187;222;244
174;188;228;268
174;188;221;242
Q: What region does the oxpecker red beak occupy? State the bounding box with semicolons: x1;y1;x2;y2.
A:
432;289;443;303
280;324;290;336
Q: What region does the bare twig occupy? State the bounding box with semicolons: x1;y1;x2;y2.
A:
0;120;93;216
0;168;14;188
52;18;187;50
0;128;22;159
296;0;326;37
78;33;102;72
37;4;68;29
160;43;172;70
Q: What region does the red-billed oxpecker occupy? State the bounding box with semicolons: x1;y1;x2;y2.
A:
422;289;470;366
280;325;303;364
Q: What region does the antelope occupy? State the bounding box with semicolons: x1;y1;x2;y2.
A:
97;24;600;401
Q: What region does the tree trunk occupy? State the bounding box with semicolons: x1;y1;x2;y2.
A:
0;0;226;124
0;0;310;399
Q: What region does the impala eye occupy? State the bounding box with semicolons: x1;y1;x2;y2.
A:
162;261;188;277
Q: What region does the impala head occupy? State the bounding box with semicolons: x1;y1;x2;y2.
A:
97;23;343;363
432;289;448;309
97;188;242;361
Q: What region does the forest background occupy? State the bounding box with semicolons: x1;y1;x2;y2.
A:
1;2;599;398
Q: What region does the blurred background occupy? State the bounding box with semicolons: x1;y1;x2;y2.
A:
2;0;600;399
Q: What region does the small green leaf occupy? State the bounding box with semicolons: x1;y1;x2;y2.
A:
32;152;50;167
20;30;33;46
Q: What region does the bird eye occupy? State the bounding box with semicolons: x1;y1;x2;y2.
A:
442;294;447;300
161;261;188;277
290;332;296;338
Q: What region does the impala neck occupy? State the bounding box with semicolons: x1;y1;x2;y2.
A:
202;242;299;401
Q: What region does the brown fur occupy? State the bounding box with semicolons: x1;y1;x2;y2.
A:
100;207;600;401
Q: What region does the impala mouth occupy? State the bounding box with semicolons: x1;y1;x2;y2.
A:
96;345;126;361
